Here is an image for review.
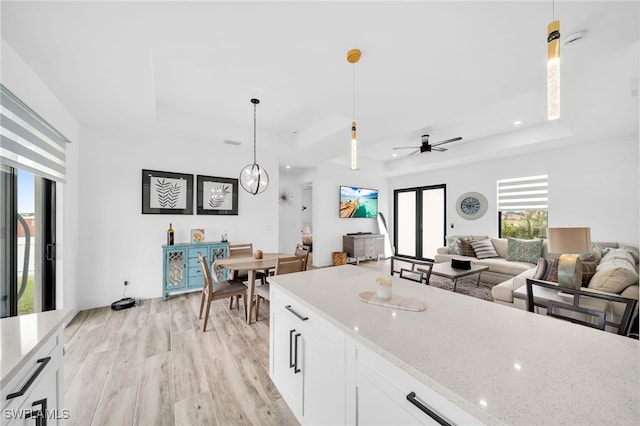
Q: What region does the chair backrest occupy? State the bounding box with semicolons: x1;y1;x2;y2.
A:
198;254;213;293
228;243;253;257
390;256;433;284
275;256;305;276
294;244;310;270
399;268;424;283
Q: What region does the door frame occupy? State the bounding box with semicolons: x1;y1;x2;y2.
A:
393;184;446;261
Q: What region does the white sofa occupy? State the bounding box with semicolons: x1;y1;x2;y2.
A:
435;236;550;285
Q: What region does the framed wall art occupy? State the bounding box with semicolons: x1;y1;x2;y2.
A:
142;169;194;214
197;175;239;215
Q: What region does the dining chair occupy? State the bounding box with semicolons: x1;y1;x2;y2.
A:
254;256;305;321
227;243;253;308
294;243;311;270
198;254;248;332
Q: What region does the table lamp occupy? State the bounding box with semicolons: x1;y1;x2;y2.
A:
547;227;592;290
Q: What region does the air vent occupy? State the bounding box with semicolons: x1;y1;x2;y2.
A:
563;31;586;47
224;140;242;146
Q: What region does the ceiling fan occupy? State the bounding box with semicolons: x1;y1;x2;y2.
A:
393;134;462;156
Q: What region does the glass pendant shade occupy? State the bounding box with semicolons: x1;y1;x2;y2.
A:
239;98;269;195
240;163;269;195
547;20;560;120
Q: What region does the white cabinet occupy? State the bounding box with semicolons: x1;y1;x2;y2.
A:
269;287;345;425
2;327;65;426
349;340;483;426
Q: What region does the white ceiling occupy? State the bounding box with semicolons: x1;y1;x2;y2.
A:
2;1;638;177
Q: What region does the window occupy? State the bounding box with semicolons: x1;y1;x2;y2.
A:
498;175;548;239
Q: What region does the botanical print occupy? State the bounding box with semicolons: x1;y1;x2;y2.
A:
150;177;187;209
204;182;232;210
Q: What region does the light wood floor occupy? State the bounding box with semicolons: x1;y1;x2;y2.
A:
63;291;299;426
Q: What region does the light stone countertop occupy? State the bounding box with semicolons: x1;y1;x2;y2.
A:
1;308;74;389
269;265;640;426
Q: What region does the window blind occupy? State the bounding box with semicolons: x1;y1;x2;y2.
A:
497;174;548;211
0;84;69;182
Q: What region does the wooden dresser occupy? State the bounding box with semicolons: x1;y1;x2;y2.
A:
342;234;384;264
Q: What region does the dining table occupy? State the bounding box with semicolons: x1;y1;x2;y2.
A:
213;252;292;324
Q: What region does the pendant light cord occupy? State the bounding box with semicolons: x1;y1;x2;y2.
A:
253;102;257;164
552;0;555;21
352;64;356;121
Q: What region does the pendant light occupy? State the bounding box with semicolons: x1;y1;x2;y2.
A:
547;1;560;120
239;98;269;195
347;48;361;170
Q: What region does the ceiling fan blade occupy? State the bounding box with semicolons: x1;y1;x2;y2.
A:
408;149;420;156
432;147;448;152
431;136;462;147
393;146;421;150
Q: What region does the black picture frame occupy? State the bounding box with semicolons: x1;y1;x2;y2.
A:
142;169;193;215
197;175;239;215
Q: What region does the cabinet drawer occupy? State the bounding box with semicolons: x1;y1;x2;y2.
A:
2;329;61;414
188;257;208;269
188;265;203;278
354;342;484;425
188;246;209;259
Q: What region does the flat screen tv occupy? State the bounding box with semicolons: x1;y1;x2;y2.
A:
340;186;378;218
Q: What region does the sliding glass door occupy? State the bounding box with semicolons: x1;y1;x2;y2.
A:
394;184;446;261
1;166;56;317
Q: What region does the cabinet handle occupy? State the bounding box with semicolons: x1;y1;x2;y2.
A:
285;305;309;321
6;357;51;400
406;392;451;426
25;398;47;426
289;329;296;369
293;333;301;374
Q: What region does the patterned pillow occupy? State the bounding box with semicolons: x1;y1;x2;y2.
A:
506;238;543;264
469;239;499;259
533;258;558;282
534;258;597;286
459;239;476;257
581;261;598;287
446;235;471;255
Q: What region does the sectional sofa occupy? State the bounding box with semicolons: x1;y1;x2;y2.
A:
436;235;640;332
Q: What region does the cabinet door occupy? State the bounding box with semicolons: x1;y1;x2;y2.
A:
164;248;187;291
270;298;302;419
300;317;345;425
209;245;228;281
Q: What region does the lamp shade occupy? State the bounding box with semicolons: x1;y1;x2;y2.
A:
547;227;591;254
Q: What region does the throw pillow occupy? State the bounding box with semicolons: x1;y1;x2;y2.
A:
459;239;476;257
506;238;543;264
588;263;639;294
580;261;598;287
533;258;558;282
470;239;499;259
446;235;470;255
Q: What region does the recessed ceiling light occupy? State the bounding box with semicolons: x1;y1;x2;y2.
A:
392;152;397;157
285;165;291;169
513;120;522;126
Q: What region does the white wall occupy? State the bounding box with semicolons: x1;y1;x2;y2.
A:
76;124;279;309
278;173;302;254
1;39;81;313
389;135;639;247
308;165;390;266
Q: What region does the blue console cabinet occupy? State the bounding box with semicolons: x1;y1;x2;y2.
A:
162;241;229;300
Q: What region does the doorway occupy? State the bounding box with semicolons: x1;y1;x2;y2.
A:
300;182;313;264
393;184;446;261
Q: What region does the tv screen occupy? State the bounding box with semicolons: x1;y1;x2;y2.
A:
340;186;378;218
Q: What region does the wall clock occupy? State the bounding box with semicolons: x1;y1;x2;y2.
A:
456;192;488;220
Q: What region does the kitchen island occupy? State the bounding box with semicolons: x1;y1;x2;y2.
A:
1;308;74;425
269;265;639;425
